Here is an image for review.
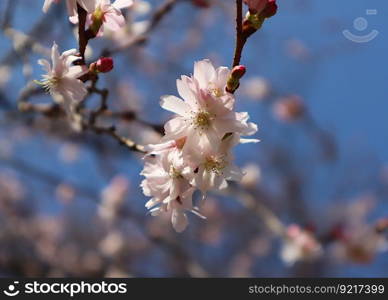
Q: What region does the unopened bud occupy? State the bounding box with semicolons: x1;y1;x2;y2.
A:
261;0;278;18
91;57;114;73
242;1;278;36
226;65;246;93
231;65;246;79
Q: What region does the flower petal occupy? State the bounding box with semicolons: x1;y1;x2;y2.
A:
160;95;190;116
171;209;188;233
193;59;215;89
113;0;133;10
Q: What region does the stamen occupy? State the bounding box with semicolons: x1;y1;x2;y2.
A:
204;156;226;175
169;166;183;179
208;83;224;98
42;76;59;92
193;111;214;130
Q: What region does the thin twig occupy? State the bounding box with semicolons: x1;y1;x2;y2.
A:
227;184;286;237
232;0;246;67
77;4;88;62
85;123;146;154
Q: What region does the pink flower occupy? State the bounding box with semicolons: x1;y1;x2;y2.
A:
88;0;133;36
188;134;245;193
140;59;259;232
141;152;201;233
160;59;257;156
280;224;322;265
42;0;96;21
37;43;88;125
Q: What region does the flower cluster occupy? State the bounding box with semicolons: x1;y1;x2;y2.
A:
38;0;132;128
141;59;259;232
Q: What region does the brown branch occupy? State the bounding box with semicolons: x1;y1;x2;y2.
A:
77;4;88;62
232;0;247;67
18;104;146;154
85;123;146;154
88;85;109;125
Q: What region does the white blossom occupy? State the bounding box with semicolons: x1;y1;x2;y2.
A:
141;59;259;232
37;42;88;128
280;224;322;265
160;59;257;156
141;152;199;233
43;0;96;23
86;0;134;36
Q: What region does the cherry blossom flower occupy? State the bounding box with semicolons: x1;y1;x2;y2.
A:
339;226;387;263
141;152;200;232
240;163;262;187
105;1;150;47
273;95;305;122
280;224;322;265
188;134;246;194
87;0;134;36
145;137;186;158
330;199;388;263
42;0;96;22
37;42;88;125
241;76;270;101
141;59;259;232
160;59;257;156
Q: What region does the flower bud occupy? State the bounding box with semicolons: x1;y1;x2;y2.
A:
261;0;278;18
91;57;114;73
226;65;246;93
242;1;278;36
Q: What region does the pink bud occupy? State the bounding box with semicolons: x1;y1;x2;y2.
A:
231;65;246;79
96;57;114;73
226;65;247;93
261;0;278;18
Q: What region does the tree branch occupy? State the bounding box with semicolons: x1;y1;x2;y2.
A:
77;4;89;62
232;0;246;67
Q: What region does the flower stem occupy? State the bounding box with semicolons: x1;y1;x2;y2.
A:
77;4;88;62
232;0;247;67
